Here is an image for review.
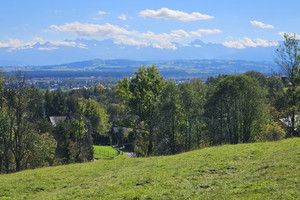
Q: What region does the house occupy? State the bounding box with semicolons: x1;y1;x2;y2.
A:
49;112;73;126
49;116;67;126
279;115;299;130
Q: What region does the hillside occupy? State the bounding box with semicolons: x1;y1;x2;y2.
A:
0;38;278;66
2;59;279;79
0;138;299;199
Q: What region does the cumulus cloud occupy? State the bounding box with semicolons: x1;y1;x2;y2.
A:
34;37;47;44
97;11;108;15
139;7;214;21
190;29;221;37
0;37;87;51
250;20;274;29
0;38;36;51
50;22;130;37
49;40;87;48
50;21;221;49
118;14;127;21
132;28;220;49
113;35;150;48
222;36;278;49
37;47;58;51
278;32;300;39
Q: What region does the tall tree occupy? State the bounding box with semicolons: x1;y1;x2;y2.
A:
275;33;300;136
52;88;67;116
5;72;29;171
117;65;166;155
44;88;54;118
204;75;267;145
153;81;184;155
85;98;110;145
70;102;92;162
0;110;10;173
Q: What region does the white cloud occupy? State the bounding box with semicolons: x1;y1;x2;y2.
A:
49;40;86;48
152;42;177;50
0;37;87;51
190;29;221;37
34;37;47;44
0;38;35;51
118;14;127;21
278;32;300;39
113;35;150;48
50;22;129;37
50;21;221;50
250;20;274;29
222;36;278;49
37;47;58;51
97;11;108;15
139;7;214;21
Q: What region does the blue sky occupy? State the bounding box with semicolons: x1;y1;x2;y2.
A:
0;0;299;51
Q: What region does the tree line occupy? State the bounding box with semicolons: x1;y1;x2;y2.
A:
0;76;111;173
117;33;299;156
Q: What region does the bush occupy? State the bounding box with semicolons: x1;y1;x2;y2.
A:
260;122;286;141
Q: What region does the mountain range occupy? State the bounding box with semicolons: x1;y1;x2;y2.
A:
0;38;278;66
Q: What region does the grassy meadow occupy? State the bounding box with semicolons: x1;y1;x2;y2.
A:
93;145;119;159
93;145;128;160
0;138;299;199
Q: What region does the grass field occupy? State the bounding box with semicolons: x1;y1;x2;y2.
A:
93;145;128;159
93;145;119;159
0;138;299;199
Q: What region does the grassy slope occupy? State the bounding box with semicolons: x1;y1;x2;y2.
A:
0;138;299;199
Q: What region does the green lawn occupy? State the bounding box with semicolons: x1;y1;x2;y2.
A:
93;145;128;159
0;138;299;199
93;145;119;159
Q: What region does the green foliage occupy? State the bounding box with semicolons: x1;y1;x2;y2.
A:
275;33;300;136
27;86;45;121
180;79;207;151
70;102;93;162
85;98;110;135
244;70;267;88
127;65;166;124
117;64;166;155
52;88;67;116
53;121;72;164
205;75;268;145
0;110;10;173
71;102;87;141
0;138;299;199
153;81;185;155
260;122;286;142
25;132;57;168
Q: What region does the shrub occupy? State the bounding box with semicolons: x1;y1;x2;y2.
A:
260;122;286;141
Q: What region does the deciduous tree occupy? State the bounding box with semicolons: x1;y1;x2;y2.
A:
275;33;300;136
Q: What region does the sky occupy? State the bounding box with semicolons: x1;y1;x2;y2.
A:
0;0;299;51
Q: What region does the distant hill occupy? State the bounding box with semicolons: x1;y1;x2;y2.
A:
0;138;299;199
1;59;279;79
0;38;279;66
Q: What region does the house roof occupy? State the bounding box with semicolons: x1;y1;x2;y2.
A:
49;116;67;126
